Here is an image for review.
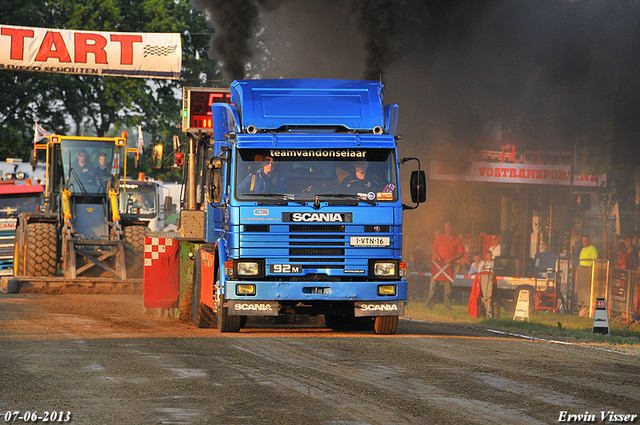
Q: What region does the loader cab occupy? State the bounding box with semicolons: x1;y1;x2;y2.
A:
34;136;118;212
60;139;115;195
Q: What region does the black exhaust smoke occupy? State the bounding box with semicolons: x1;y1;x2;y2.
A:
190;0;283;82
344;0;403;81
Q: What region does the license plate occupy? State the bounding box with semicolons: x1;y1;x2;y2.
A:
350;236;390;247
269;264;302;273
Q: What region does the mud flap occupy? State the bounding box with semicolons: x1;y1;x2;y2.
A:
199;247;216;310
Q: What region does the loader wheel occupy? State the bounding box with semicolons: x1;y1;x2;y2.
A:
373;316;398;335
215;269;243;333
26;222;57;277
124;225;148;278
191;247;216;328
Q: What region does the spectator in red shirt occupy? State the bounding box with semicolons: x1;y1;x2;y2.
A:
427;222;464;311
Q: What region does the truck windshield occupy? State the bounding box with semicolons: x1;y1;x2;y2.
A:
235;148;398;202
0;192;42;217
60;139;115;194
120;183;156;216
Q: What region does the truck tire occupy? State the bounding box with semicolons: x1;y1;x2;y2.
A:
215;269;242;332
124;225;148;278
26;222;57;277
373;316;398;335
191;248;216;328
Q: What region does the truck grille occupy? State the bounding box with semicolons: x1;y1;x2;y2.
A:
289;248;345;256
289;225;345;233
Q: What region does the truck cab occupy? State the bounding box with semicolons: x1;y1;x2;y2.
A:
187;79;425;334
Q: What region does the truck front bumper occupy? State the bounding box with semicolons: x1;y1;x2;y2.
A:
224;279;407;316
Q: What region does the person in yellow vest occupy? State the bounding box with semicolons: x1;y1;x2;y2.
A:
579;234;598;266
238;155;286;194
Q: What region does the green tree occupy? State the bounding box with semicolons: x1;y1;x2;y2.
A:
0;0;221;163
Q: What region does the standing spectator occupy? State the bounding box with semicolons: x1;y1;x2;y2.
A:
489;235;501;257
427;222;464;311
615;242;631;270
579;234;598;267
410;231;429;271
622;235;639;271
457;235;471;274
468;252;485;275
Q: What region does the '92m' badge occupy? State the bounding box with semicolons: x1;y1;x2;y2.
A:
269;264;302;273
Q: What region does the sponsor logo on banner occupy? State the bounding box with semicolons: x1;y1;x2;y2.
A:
430;160;605;187
0;24;181;79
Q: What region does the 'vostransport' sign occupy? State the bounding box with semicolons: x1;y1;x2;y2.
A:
0;24;181;80
431;161;606;187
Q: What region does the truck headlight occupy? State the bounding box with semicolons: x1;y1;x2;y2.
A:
236;262;259;276
374;262;396;277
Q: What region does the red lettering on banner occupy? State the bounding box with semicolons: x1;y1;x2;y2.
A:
509;169;517;178
526;169;535;179
35;31;71;62
74;33;108;63
487;168;493;177
518;169;525;178
560;170;567;180
551;170;558;179
543;170;550;179
111;34;143;65
479;167;486;177
536;170;543;179
1;27;34;60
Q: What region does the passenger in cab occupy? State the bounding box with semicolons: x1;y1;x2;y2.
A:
238;155;286;194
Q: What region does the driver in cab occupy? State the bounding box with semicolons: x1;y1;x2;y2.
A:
342;160;384;188
238;155;286;194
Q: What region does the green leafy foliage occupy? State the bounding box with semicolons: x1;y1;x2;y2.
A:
0;0;221;169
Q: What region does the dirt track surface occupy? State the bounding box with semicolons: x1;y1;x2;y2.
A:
1;293;639;424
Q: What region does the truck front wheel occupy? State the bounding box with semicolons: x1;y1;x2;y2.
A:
215;269;243;333
26;222;57;277
373;316;398;335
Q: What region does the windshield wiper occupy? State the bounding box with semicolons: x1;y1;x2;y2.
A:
316;193;376;206
242;193;306;205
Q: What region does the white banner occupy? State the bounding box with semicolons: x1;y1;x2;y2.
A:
0;24;181;80
430;160;606;187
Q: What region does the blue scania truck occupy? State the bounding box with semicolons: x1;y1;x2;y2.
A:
163;79;425;334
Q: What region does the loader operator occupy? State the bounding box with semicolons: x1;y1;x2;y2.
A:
71;149;97;185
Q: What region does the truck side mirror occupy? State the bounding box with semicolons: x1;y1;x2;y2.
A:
151;144;164;169
410;170;427;204
164;195;173;214
206;158;224;204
